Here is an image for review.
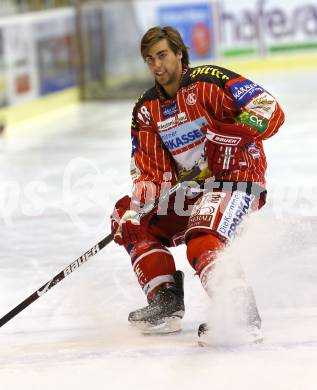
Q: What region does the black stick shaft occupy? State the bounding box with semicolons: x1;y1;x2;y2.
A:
0;233;114;328
0;166;202;328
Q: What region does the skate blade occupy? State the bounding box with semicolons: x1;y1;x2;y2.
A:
198;337;264;348
198;329;264;347
249;327;264;344
197;331;212;347
130;316;182;335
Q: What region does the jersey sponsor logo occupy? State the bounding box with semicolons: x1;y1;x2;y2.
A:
182;83;197;93
245;92;276;119
190;66;230;81
162;102;178;118
217;191;254;240
186;93;197;105
162;129;202;151
131;135;138;155
229;79;264;108
159;117;206;153
157;112;187;131
237;111;268;133
189;192;225;229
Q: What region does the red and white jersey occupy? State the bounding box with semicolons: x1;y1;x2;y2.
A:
130;65;285;202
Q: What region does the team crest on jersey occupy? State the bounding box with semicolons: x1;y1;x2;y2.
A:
162;102;178;118
186;93;197;105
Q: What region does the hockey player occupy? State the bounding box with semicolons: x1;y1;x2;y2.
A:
110;26;284;343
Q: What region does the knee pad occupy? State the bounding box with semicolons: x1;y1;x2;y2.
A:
186;233;223;275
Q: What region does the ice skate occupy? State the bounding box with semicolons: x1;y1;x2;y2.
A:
197;319;263;347
197;283;263;347
197;298;263;347
128;270;185;334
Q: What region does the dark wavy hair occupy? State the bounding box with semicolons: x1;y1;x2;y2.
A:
140;26;190;66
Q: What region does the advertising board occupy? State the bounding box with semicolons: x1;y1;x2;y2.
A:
34;15;77;95
219;0;317;57
0;28;7;107
2;23;38;105
158;3;215;60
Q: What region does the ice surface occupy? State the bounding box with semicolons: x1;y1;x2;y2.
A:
0;69;317;389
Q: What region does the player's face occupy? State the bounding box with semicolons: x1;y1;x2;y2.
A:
145;39;183;92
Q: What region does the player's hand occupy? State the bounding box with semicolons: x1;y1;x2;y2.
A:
114;209;143;245
110;196;146;246
205;124;254;177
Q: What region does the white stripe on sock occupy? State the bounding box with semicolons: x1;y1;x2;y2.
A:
143;274;175;296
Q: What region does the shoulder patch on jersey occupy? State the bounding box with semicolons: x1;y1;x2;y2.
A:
131;87;157;130
183;65;239;89
227;78;265;109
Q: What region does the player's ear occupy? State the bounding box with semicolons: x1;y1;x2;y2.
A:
177;50;183;61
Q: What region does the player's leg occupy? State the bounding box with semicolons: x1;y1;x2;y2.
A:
185;188;264;345
124;212;188;333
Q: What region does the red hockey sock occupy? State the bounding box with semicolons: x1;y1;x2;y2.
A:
132;245;176;301
186;233;223;275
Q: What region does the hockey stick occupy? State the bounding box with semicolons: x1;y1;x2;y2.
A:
0;165;202;328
